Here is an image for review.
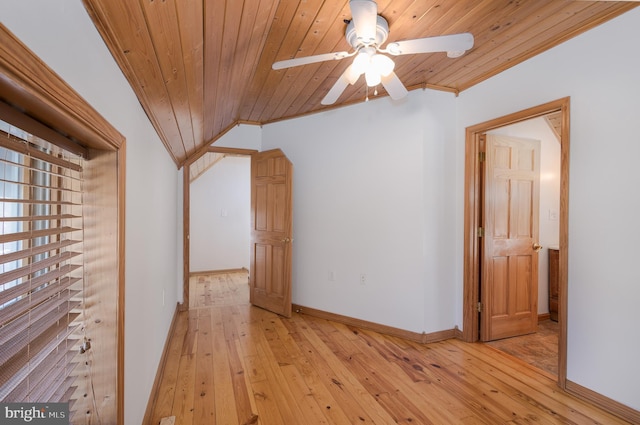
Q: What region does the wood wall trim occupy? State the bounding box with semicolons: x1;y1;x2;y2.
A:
462;97;570;390
0;23;124;151
117;143;126;425
142;303;180;425
181;121;240;168
565;380;640;424
292;304;457;345
538;313;551;322
181;165;190;312
207;146;258;155
189;268;248;277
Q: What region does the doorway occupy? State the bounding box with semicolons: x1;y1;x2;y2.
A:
182;147;257;311
462;97;569;387
182;147;294;318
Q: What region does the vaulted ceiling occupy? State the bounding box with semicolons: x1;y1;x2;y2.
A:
81;0;637;167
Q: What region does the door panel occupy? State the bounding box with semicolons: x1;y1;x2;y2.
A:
482;134;540;341
250;149;293;317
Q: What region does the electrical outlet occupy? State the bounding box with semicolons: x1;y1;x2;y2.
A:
360;273;366;285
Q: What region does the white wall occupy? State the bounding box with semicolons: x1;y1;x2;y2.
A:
213;123;262;150
457;8;640;410
0;3;182;424
488;117;561;315
190;156;250;272
263;90;458;334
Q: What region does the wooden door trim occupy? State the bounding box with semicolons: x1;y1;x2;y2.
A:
181;146;256;310
462;97;570;388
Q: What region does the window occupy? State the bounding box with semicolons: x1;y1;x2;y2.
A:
0;119;85;403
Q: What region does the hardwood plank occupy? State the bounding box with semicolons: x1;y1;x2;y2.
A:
192;309;216;424
148;272;636;425
454;340;628;425
149;310;189;425
211;307;240;424
294;315;399;424
141;0;198;156
227;338;258;424
82;0;185;162
202;0;226;143
175;0;205;158
172;312;198;425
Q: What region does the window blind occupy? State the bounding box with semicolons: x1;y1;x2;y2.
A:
0;122;84;404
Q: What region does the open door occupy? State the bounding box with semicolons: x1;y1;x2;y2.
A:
250;149;293;317
481;134;540;341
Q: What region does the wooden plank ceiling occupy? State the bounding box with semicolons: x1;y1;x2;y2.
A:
81;0;637;167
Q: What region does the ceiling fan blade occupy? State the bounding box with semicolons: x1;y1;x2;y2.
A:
321;66;354;105
273;51;349;70
349;0;378;45
380;72;408;100
385;33;474;56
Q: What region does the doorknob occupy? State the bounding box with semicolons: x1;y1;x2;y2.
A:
281;237;292;243
533;243;543;252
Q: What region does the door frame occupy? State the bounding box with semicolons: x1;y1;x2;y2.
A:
462;97;570;388
182;146;258;311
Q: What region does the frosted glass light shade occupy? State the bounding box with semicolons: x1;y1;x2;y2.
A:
370;54;394;76
351;52;370;77
365;69;381;86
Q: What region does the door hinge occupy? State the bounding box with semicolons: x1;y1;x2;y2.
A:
477;302;483;313
477;227;484;238
478;151;486;162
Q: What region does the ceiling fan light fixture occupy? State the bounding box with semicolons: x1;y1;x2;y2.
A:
365;69;382;87
273;0;474;105
370;54;394;77
351;50;371;76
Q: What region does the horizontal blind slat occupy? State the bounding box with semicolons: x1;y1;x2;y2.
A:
9;344;77;402
0;214;80;223
0;251;81;286
0;251;81;285
30;357;79;402
0;264;81;307
0;276;81;327
0;177;82;194
0;131;83;172
0;309;81;391
0;157;82;182
0;289;80;348
0;239;80;264
52;376;77;403
0;226;80;244
0;198;80;206
0;320;80;401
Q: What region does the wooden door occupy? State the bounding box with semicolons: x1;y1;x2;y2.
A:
481;134;540;341
250;149;293;317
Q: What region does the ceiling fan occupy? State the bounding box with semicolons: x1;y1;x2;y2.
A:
272;0;474;105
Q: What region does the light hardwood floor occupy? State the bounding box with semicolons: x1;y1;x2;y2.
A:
486;319;559;377
147;272;631;424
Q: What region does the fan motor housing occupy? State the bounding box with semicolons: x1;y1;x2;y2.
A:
346;15;389;48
